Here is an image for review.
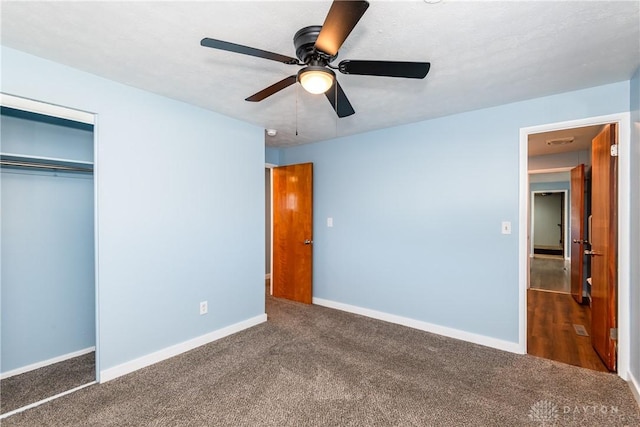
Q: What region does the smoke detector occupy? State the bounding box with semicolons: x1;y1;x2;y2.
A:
546;137;574;146
266;129;277;137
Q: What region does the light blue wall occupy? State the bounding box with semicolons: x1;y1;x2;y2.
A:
1;113;95;373
530;181;570;193
281;81;630;344
1;113;94;162
265;147;281;165
529;151;590;170
630;67;640;381
1;46;265;373
1;172;95;372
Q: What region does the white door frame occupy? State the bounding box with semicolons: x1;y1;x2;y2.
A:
518;112;631;380
265;163;276;296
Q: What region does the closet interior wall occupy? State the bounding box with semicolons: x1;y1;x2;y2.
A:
0;107;95;377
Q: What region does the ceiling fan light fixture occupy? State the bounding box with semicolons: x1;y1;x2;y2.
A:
298;67;335;94
202;1;430;117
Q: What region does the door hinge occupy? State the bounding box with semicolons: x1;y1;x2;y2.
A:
610;327;618;340
610;144;618;157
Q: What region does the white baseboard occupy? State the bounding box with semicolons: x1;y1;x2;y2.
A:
1;346;95;380
312;298;521;354
99;313;267;383
629;371;640;408
265;273;271;280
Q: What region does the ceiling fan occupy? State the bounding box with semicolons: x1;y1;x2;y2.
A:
200;0;430;118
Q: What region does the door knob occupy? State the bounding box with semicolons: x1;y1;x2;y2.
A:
304;239;313;245
584;250;601;256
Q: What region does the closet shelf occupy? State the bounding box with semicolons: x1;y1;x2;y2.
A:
1;153;93;173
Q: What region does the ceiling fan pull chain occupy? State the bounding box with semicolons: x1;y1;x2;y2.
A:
295;84;299;136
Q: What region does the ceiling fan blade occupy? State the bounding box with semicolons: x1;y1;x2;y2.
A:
201;38;299;65
315;0;370;56
325;80;355;118
338;60;431;79
245;76;297;102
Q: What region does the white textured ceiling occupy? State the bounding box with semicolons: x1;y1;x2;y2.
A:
1;1;639;148
528;124;602;157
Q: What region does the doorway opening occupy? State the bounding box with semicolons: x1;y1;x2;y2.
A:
531;190;567;259
270;163;313;304
520;113;630;377
265;165;274;299
529;189;570;294
0;95;98;418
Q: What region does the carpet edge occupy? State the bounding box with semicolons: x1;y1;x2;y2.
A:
1;347;95;380
312;297;521;354
99;313;267;383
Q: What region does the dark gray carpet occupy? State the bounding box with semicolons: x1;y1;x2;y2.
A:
3;296;639;426
1;352;95;415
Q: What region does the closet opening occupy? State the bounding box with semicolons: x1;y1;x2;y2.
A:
0;98;97;417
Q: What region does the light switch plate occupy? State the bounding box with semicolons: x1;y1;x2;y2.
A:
501;221;511;235
327;217;333;227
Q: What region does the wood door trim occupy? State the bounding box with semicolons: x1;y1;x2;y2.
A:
589;123;617;371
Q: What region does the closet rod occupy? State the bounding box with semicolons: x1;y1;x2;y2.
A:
0;160;93;173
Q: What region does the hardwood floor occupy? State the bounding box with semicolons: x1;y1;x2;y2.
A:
529;255;571;293
527;289;609;372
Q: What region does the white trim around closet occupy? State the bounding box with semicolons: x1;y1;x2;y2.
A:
0;93;94;124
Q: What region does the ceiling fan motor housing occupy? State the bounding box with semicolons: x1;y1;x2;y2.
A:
294;26;337;65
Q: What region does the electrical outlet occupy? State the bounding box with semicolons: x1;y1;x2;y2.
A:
199;301;208;315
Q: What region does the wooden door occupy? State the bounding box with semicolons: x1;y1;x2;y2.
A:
570;164;586;304
590;124;617;371
272;163;313;304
